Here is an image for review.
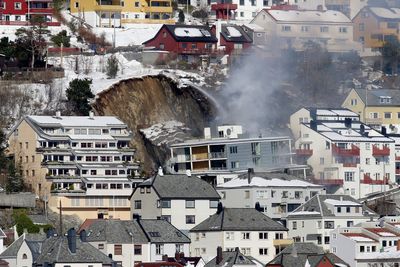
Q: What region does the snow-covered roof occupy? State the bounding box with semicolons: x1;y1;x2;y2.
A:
27;115;126;127
356;246;400;260
266;9;351;23
218;177;321;188
288;211;321;216
174;28;205;37
369;7;400;19
324;199;362;206
347;236;375;242
227;26;242;37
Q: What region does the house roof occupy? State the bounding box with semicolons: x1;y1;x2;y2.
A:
368;7;400;20
307;253;350;267
0;233;46;259
264;9;351;23
144;25;218;44
139;219;190;244
0;229;6;238
190;208;287;232
342;233;378;242
204;249;257;267
287;194;377;218
136;174;220;200
217;176;322;189
28;215;50;225
220;25;252;43
27;115;126;127
304;107;359;118
34;235;114;265
353;88;400;106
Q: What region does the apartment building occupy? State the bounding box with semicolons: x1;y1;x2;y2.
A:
286;194;378;251
189;206;290;264
330;220;400;267
7;113;140;220
0;0;60;26
353;6;400;55
216;173;324;221
129;173;221;231
69;0;173;27
78;218;190;265
325;0;367;19
290;108;395;198
250;8;360;53
169;125;300;185
342;88;400;130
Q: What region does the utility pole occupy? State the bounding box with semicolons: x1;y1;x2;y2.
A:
59;200;63;235
60;42;63;68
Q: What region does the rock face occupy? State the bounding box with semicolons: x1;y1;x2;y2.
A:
92;74;217;173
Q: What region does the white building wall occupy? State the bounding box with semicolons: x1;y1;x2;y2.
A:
15;241;33;267
190;231;223;262
330;229;357;267
287;0;325;10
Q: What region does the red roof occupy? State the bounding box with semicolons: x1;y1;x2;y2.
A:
365;228;400;237
77;219;102;233
342;233;378;241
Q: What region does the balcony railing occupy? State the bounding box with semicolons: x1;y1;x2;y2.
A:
211;3;237;10
361;174;389;185
343;163;357;168
372;145;390;157
296;149;313;156
192;154;209;161
332;144;360;157
210;166;227;171
273;238;294;246
312;178;344;185
209;152;226;159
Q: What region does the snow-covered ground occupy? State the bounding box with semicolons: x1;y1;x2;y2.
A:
140;121;191;146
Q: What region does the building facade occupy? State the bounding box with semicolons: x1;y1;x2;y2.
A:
286;194;378;251
217;174;324;221
190;207;291;264
7;113;140;221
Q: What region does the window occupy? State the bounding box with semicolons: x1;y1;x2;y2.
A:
210;200;219;208
347;221;354;227
337;207;341;213
159;43;164;49
239;0;244;5
134;1;139;6
384;112;392;119
191;43;197;49
346;207;351;213
359;23;365;31
250;0;256;6
281;25;291;32
31;170;35;176
229;146;237;154
14;2;21;9
301;26;310;32
275;233;283;239
320;157;324;165
231;161;239;169
25;142;28;149
324;236;330;244
156;244;164;255
244;190;250;199
186;215;195;224
242;232;250;239
160;215;171;222
351;99;357;105
259;248;268;255
339;27;347;33
366;158;370;165
114;244;122;255
388;22;398;29
344;172;354;182
292;221;297;230
134;244;142;255
259;232;268;239
241;247;251;255
251;142;261;155
226;232;234;240
324;221;334;229
74;1;79;7
22;253;27;259
134;200;142;209
360;246;365;252
320;26;329;32
159;200;171;208
32;156;35;162
263;0;268;6
176;244;184;252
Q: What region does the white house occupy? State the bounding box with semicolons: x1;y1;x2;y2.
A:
204;247;264;267
189;206;290;264
286;194;379;251
79;218;191;266
330;220;400;267
250;8;360;52
290;108;396;199
286;0;325;11
130;173;221;231
216;173;324;221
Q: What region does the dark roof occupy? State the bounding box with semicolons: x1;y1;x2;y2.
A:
287;194;378;218
138;174;221;200
0;192;36;208
34;236;114;265
205;249;256;267
0;233;46;259
144;25;218;44
353;88;400;106
190;208;287;232
220;25;252;43
28;215;50;225
139;219;190;244
136;263;183;267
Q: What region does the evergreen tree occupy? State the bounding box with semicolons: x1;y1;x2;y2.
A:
6;161;23;193
50;30;71;48
178;10;185;24
66;78;94;115
106;54;119;79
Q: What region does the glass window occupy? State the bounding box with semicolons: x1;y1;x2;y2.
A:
186;200;195;208
186;215;195;224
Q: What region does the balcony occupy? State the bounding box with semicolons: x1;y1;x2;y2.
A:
361;174;389;185
332;144;360;157
312;178;344;185
396;156;400;161
273;239;294;247
209;152;227;159
211;3;237;11
29;7;53;14
94;4;123;11
192;154;209;161
372;145;390;157
296;149;313;157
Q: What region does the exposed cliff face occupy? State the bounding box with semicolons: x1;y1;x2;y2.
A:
92;75;217;173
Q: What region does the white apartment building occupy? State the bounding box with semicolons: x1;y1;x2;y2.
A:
330;220;400;267
250;8;360;52
290;108;396;199
286;194;379;251
130;173;221;231
7;113;140;221
79;218;190;266
189;207;290;264
216;173;324;221
286;0;325;11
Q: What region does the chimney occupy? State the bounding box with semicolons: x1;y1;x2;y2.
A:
247;168;254;184
340;196;343;201
133;213;141;221
23;228;28;234
89;111;94;119
310;120;317;131
216;246;223;265
217;202;223;214
80;229;87;242
39;228;44;235
162;254;168;262
175;252;181;261
204;127;211;139
360;124;365;135
344;118;352;128
255;202;262;212
291;244;298;257
158;166;164;176
382;126;387;136
55;111;61;118
46;229;55;238
67;228;77;254
186;169;191;177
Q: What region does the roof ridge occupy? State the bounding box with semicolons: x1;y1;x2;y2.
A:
316;195;323;216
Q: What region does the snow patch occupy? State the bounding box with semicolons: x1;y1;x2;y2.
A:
174;28;204;37
227;26;242;37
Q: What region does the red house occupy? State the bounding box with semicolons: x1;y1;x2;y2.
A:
143;24;218;62
211;1;237;20
218;24;252;55
0;0;60;26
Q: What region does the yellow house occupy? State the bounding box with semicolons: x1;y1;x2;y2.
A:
342;88;400;131
70;0;174;27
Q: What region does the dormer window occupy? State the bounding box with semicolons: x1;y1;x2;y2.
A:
380;96;392;104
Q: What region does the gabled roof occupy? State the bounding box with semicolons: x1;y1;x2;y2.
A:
287;194;378;218
27;115;126;127
34;236;114;265
144;25;218;44
353;88;400;106
136;174;220;200
367;7;400;20
220;25;252;43
0;233;46;259
204;249;257;267
264;9;351;23
139;219;190;243
190;208;287;232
